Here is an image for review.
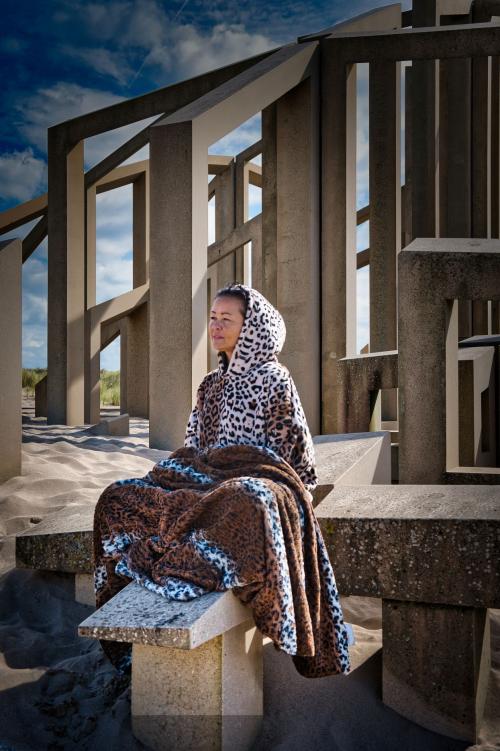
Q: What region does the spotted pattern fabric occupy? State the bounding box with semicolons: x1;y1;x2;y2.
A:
185;285;318;492
93;444;350;679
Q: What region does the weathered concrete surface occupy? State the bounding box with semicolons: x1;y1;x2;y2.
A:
316;484;500;606
89;413;130;436
382;600;491;742
312;431;391;503
16;505;94;574
335;352;398;434
78;583;253;648
0;239;22;483
75;573;96;607
398;238;500;484
131;622;263;751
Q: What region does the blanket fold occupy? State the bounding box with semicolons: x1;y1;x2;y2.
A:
93;443;350;678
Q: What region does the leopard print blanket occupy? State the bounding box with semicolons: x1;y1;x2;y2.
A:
93;443;351;678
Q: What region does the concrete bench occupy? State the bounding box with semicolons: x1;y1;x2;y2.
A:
15;504;95;606
315;484;500;743
78;583;262;751
14;431;392;604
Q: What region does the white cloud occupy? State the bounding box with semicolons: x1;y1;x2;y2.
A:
170;22;277;78
0;149;47;202
17;82;124;154
61;46;136;86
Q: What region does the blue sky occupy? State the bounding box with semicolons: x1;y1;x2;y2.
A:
0;0;406;369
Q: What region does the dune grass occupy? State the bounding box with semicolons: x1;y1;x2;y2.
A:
100;370;120;406
22;368;47;397
21;368;120;406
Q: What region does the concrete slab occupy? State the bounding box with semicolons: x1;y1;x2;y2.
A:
16;504;94;574
78;583;253;649
316;484;500;606
312;431;391;503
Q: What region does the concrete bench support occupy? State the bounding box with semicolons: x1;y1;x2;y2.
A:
79;583;263;751
316;483;500;742
382;600;491;742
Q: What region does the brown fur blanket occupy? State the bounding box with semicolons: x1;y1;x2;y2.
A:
93;443;351;678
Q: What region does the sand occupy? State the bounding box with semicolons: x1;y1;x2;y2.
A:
0;400;498;750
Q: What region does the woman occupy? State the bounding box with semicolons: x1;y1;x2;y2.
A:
93;283;351;677
185;283;318;493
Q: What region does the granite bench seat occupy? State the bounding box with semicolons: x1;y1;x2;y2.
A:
316;484;500;743
79;582;262;751
14;430;392;604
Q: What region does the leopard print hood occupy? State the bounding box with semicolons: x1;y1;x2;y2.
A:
218;285;286;377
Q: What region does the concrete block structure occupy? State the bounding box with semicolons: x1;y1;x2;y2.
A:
79;584;262;751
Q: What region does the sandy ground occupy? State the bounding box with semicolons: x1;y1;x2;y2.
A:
0;400;498;750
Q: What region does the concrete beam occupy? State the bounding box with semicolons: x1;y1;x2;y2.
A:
50;50;279;144
326;22;500;63
0;194;47;234
22;215;48;262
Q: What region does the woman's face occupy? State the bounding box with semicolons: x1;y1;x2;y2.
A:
209;295;245;360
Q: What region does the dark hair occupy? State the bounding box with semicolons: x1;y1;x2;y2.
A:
214;283;249;318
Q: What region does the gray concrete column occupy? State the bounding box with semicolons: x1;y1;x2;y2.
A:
124;304;149;417
119;318;128;414
149;120;207;449
133;171;149;287
84;184;96;424
382;599;490;742
471;55;492;335
398;259;458;484
490;56;499;240
403;65;413;249
261;104;278;307
321;42;357;433
215;163;237;287
47;131;86;425
369;60;401;354
250;233;263;293
274;74;320;435
411;0;439;240
0;239;22;483
129;171;150;418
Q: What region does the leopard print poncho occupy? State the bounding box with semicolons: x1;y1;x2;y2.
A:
184;285;318;492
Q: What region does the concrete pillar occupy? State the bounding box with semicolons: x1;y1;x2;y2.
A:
47;132;86;425
131;622;263;751
47;135;86;425
250;233;263;293
382;600;491;742
124;304;149;417
89;308;101;425
490;56;499;240
215;163;237;288
403;66;413;248
369;60;401;354
84;184;96;424
149;120;207;449
0;239;22;483
133;171;149;287
411;0;439;240
471;56;492;335
35;375;47;418
321;42;357;434
129;172;150;417
262;104;278;307
274;75;321;434
119;319;128;414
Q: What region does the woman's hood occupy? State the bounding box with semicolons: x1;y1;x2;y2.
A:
217;285;286;376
